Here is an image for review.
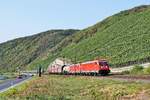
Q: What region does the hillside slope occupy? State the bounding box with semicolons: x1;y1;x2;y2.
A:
1;5;150;71
0;29;78;71
59;5;150;67
31;5;150;69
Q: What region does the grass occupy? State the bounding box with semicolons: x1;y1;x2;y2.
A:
122;65;150;75
144;66;150;74
0;75;150;100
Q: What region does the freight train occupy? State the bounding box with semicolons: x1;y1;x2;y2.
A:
48;59;110;76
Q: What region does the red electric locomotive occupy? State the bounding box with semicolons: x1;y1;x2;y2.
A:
63;59;110;75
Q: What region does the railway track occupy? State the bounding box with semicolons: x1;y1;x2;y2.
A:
106;73;150;83
46;73;150;83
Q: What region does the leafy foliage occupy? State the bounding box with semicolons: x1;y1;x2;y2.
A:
123;65;150;75
130;65;144;74
144;66;150;74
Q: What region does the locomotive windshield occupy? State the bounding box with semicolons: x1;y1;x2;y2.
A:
99;61;108;66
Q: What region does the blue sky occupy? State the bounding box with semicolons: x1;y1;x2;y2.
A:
0;0;150;43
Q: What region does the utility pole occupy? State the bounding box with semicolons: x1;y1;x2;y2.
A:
38;65;42;77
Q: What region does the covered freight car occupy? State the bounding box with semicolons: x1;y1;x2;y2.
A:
47;58;71;74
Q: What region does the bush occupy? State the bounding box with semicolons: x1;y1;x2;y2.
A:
122;70;130;74
130;65;144;74
144;66;150;74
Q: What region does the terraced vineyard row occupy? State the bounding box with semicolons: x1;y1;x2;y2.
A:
60;6;150;67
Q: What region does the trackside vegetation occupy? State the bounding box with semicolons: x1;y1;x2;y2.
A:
0;75;150;100
123;65;150;75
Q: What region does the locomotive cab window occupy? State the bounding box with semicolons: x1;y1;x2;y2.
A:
99;61;108;66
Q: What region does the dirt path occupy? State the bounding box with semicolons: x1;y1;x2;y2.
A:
59;74;150;83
